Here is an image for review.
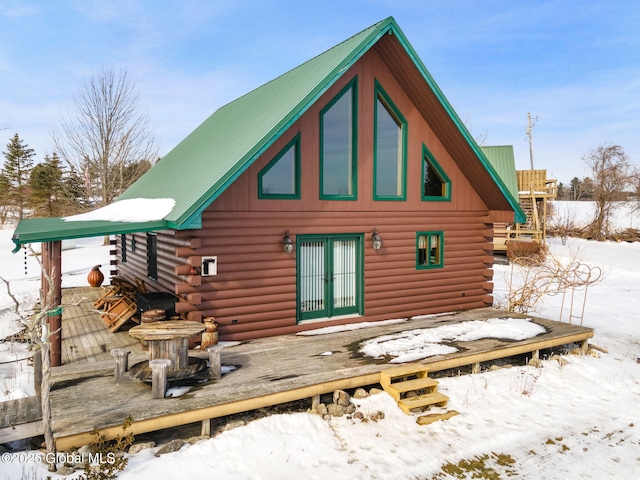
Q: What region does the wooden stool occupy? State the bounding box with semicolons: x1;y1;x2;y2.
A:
206;345;224;380
110;348;131;382
149;359;172;399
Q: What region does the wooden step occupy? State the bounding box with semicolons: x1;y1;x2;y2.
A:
416;410;460;426
380;364;427;388
397;391;449;414
383;377;439;401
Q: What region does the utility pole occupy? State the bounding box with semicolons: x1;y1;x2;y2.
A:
525;112;538;170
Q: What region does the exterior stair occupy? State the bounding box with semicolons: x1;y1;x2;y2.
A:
380;364;449;415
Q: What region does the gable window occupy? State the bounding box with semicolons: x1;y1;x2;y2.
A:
320;78;357;200
147;233;158;281
258;134;300;199
422;144;451;201
416;231;444;269
374;81;407;200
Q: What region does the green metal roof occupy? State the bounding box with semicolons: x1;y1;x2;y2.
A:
480;146;520;207
11;16;524;250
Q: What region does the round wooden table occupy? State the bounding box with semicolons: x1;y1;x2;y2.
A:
129;320;205;371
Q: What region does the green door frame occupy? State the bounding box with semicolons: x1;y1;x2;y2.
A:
296;233;364;322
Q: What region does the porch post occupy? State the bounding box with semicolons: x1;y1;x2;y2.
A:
41;241;62;367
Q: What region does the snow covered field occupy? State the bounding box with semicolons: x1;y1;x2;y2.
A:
1;215;639;478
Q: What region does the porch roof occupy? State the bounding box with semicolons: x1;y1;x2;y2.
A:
11;217;168;252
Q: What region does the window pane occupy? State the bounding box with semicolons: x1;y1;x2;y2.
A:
322;88;353;196
424;160;445;197
299;241;325;313
261;146;295;195
375;98;402;197
333;239;356;309
430;234;441;264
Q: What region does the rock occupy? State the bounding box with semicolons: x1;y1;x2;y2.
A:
327;403;349;417
528;357;543;368
222;419;246;432
369;411;385;422
405;390;418;398
77;445;91;456
57;466;75;475
346;403;356;414
353;411;364;420
129;441;156;455
154;439;185;457
317;403;328;415
353;388;368;399
587;348;600;358
187;435;211;445
369;388;384;396
333;390;350;406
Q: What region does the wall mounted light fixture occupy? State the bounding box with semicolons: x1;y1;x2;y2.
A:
282;230;294;254
372;228;382;250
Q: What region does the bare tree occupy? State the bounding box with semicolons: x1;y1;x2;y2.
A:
583;144;636;240
52;68;158;212
1;262;59;472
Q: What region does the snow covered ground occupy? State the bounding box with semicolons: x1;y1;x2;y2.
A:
1;211;639;478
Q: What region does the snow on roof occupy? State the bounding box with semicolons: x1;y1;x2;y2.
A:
63;198;175;223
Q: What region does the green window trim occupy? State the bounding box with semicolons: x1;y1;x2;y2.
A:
373;80;407;201
320;77;358;201
416;231;444;269
421;144;451;201
258;134;301;199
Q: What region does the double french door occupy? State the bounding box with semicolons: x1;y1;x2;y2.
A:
297;234;363;321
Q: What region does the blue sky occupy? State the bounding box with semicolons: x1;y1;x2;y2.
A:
1;0;639;185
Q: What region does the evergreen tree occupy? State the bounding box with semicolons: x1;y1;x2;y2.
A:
2;133;35;220
60;165;89;215
30;153;64;217
0;172;10;225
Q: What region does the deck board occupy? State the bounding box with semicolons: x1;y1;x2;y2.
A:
47;289;593;450
61;287;144;364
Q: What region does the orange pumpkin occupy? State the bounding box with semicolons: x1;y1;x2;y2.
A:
88;265;104;287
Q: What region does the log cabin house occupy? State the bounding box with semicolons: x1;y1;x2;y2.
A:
12;17;526;348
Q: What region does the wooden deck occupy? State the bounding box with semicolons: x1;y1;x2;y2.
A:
4;287;594;450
